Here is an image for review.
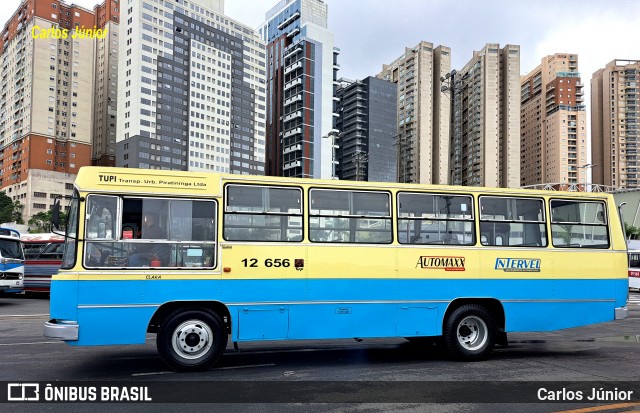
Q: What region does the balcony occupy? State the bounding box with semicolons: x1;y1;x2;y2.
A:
283;144;301;155
283;127;302;139
283;160;301;170
286;27;300;38
284;61;302;75
284;93;302;106
283;45;302;60
277;12;300;30
284;77;302;91
283;110;302;122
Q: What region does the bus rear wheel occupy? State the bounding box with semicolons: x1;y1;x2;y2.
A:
443;304;495;361
157;309;227;371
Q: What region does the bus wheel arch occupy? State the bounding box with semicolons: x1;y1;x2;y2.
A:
442;299;505;360
148;300;232;335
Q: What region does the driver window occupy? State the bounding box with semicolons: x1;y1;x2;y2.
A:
84;195;119;268
85;195;217;269
85;195;118;240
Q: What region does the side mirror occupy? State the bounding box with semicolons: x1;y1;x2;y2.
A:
52;198;61;229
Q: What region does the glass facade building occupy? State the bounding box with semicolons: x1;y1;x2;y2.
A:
261;0;338;179
335;77;397;182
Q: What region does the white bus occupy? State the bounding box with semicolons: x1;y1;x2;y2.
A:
0;228;24;293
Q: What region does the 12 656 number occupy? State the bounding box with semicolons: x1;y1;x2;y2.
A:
241;258;291;268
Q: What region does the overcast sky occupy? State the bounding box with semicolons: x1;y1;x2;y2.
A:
4;0;640;80
3;0;640;147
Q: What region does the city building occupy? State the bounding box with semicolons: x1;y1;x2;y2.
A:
116;0;267;175
521;54;587;187
0;0;112;220
377;41;451;184
260;0;339;179
92;0;120;166
591;59;640;189
334;77;397;182
452;44;521;188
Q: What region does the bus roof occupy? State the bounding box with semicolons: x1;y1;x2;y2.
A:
0;228;20;238
21;233;65;242
72;166;614;200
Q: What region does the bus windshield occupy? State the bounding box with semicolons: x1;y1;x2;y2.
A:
0;239;23;260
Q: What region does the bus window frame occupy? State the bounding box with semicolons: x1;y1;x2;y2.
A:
396;191;475;246
60;191;80;270
549;198;610;249
83;194;218;269
85;194;120;241
223;183;304;243
23;240;64;260
308;187;393;245
478;195;548;248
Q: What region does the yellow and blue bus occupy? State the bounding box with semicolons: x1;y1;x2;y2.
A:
44;167;629;371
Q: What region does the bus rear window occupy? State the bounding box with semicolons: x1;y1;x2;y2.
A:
550;199;609;248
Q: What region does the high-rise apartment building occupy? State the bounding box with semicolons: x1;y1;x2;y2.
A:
0;0;113;220
453;44;520;188
591;59;640;189
116;0;267;175
334;77;397;182
92;0;119;166
521;54;587;186
260;0;339;179
377;41;451;184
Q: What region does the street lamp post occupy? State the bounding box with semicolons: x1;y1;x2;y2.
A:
441;70;469;186
578;163;597;191
352;151;368;181
323;130;340;179
393;133;411;183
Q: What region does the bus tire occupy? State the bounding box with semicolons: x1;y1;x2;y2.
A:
157;308;227;371
443;304;495;361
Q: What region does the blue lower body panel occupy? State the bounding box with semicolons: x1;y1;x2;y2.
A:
48;278;628;346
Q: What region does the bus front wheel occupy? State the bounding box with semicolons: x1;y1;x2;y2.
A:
157;308;227;371
443;304;495;361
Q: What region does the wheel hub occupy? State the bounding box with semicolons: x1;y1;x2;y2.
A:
459;325;473;337
171;320;214;360
456;315;488;351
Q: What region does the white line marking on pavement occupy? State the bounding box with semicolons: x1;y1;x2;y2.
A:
215;363;276;370
0;341;62;346
0;314;49;318
131;371;174;377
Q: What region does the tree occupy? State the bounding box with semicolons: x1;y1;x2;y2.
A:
28;210;67;233
11;201;24;224
0;191;14;223
625;223;640;240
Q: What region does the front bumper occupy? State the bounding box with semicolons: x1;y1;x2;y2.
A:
44;319;79;341
615;306;628;320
